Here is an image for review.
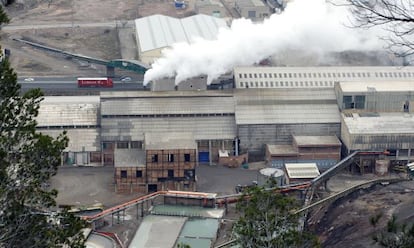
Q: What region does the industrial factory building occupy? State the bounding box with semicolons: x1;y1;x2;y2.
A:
34;66;414;191
195;0;227;17
337;81;414;166
234;88;341;160
134;14;228;64
234;66;414;89
234;0;272;21
99;91;236;166
36;96;101;166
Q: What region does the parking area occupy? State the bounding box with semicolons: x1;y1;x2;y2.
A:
50;163;260;208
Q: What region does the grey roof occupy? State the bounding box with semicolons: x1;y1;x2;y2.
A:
101;92;235;115
144;132;196;150
293;135;341;147
338;81;414;93
114;149;146;168
342;113;414;134
37;96;100;126
236;104;340;125
266;144;298;156
135;14;228;52
39;129;100;152
101;116;236;141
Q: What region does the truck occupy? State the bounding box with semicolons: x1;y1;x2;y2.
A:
77;77;113;88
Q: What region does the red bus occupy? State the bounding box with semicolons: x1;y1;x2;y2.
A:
77;77;113;88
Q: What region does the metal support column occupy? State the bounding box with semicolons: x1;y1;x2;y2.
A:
208;140;212;166
106;65;115;78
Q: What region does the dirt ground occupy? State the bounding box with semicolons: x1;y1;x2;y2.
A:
1;0;201;77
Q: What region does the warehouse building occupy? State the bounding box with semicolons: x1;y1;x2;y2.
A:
338;81;414;164
134;14;228;64
266;135;342;171
195;0;227;18
234;88;341;160
100;91;236;166
234;0;272;21
234;66;414;89
36;96;101;166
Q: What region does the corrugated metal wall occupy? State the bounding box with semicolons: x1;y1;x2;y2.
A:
238;123;341;159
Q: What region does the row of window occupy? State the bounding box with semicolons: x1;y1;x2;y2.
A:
37;125;99;129
102;113;234;118
102;141;143;150
150;153;192;163
239;80;335;88
120;169;195;179
238;71;414;80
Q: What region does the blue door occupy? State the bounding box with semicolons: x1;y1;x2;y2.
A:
198;152;209;163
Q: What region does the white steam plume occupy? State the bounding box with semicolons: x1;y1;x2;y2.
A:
143;0;385;86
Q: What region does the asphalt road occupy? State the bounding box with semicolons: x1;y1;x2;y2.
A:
19;77;147;95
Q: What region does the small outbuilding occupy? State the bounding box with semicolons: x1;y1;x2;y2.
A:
284;163;320;185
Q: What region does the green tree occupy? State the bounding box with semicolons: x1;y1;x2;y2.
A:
0;5;86;247
234;183;318;248
371;214;414;248
0;3;9;26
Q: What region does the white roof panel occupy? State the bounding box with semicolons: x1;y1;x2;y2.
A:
343;113;414;134
136;14;228;52
339;81;414;93
285;163;320;179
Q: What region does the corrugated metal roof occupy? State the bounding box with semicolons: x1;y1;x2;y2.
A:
145;132;197;150
343;112;414;134
101;116;236;141
135;14;228;52
285;163;320;179
339;81;414;93
101;96;235;115
236;104;340;125
181;14;226;42
293;135;341;147
37;96;100;126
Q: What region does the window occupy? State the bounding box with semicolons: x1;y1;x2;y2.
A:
260;82;264;87
168;170;174;178
90;152;101;163
240;82;244;87
248;10;256;18
152;154;158;163
404;101;410;112
264;73;267;78
136;170;142;178
244;73;247;78
168;154;174;162
355;96;365;109
239;73;243;78
102;142;115;150
117;142;128;149
343;95;353;109
184;153;191;162
120;170;127;178
254;73;257;78
258;73;262;78
130;141;142;149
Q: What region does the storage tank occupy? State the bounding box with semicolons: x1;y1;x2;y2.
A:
258;168;285;186
375;159;390;176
